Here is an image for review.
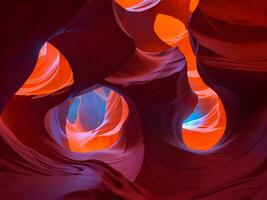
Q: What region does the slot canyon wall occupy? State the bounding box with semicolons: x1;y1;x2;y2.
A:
0;0;267;199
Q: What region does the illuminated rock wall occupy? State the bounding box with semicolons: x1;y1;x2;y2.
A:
0;0;266;199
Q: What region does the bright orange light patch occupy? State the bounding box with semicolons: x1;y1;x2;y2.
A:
115;0;142;8
190;0;199;12
154;14;187;47
16;42;74;96
178;34;226;151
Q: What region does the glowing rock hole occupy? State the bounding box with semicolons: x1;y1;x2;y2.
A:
181;92;226;151
16;42;74;96
65;87;129;153
176;26;226;152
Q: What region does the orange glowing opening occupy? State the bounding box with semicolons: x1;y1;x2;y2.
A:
178;34;226;151
16;42;74;96
115;0;142;9
154;14;187;47
65;88;129;153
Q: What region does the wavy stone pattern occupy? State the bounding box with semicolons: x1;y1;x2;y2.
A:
0;0;267;199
